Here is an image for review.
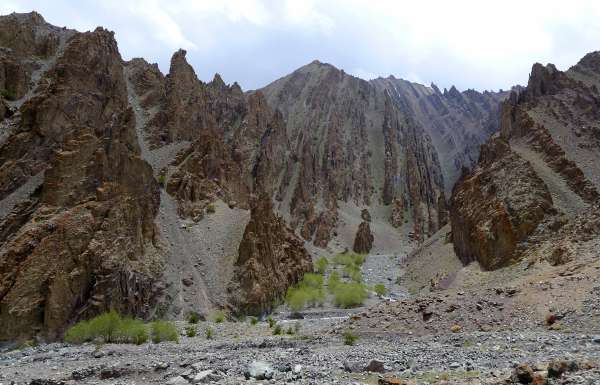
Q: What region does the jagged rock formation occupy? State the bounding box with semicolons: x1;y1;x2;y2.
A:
261;61;505;246
0;13;161;340
451;55;600;270
353;221;374;254
228;195;312;315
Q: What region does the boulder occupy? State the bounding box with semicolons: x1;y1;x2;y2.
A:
353;221;374;254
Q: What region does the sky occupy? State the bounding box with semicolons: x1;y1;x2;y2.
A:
2;0;600;92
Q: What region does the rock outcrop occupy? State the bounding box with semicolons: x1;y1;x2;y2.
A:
229;195;312;315
451;56;600;270
0;13;160;340
353;221;374;254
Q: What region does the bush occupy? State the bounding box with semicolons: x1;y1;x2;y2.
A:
211;310;225;323
150;321;179;343
64;310;148;345
374;284;387;296
249;316;258;325
206;203;216;214
267;316;276;328
327;271;341;293
316;257;329;274
343;265;363;283
333;253;366;267
205;326;214;339
286;326;295;335
157;174;166;187
187;312;201;324
285;273;326;311
185;325;197;337
343;330;358;345
272;324;282;335
332;282;369;308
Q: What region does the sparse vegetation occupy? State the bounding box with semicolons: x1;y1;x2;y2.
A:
150;320;179;343
187;312;201;324
327;270;341;293
343;330;358;345
285;273;325;311
333;253;366;267
205;326;214;339
185;325;197;337
316;256;329;274
450;324;462;333
272;323;282;335
211;310;225;323
249;316;258;325
64;310;148;345
286;326;295;335
206;203;216;214
374;284;387;296
332;282;369;308
267;316;276;328
157;174;166;187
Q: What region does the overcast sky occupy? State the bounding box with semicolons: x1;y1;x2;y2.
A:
2;0;600;92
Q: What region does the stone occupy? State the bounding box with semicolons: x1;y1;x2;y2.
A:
244;361;274;380
512;363;534;384
193;369;215;383
547;360;568;378
364;359;385;373
166;376;189;385
449;362;461;370
353;221;374;254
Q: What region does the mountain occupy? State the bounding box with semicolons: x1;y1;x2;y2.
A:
260;61;506;248
0;12;507;340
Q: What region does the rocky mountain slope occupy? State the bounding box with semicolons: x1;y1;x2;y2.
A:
261;62;505;249
0;12;311;339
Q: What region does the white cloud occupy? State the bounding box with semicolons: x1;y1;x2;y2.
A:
2;0;600;91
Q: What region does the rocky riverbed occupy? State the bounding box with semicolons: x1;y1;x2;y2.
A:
1;315;599;385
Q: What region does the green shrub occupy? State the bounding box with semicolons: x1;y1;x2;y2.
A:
187;312;201;324
286;326;295;335
327;270;341;293
343;330;359;345
267;316;276;328
374;284;387;296
150;321;179;343
315;257;329;274
333;253;366;267
211;310;225;323
115;318;148;345
185;325;197;337
343;265;363;283
205;326;214;339
285;273;326;311
332;282;369;308
206;203;216;214
249;316;258;325
272;324;282;335
64;310;148;345
157;174;166;187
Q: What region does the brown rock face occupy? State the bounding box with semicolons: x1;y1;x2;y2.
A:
450;137;555;270
0;14;160;340
353;221;374;254
229;195;312;315
451;55;600;270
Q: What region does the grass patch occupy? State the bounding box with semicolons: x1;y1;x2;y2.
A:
157;174;166;187
343;330;358;345
272;323;282;335
327;270;341;293
187;312;201;324
285;273;325;311
64;310;148;345
374;284;386;296
150;320;179;343
205;326;214;339
211;310;225;323
249;316;258;325
267;316;276;328
315;257;329;274
332;282;368;308
333;253;366;267
185;325;197;337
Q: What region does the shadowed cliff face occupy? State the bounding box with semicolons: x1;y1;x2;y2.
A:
450;56;600;270
0;13;160;340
